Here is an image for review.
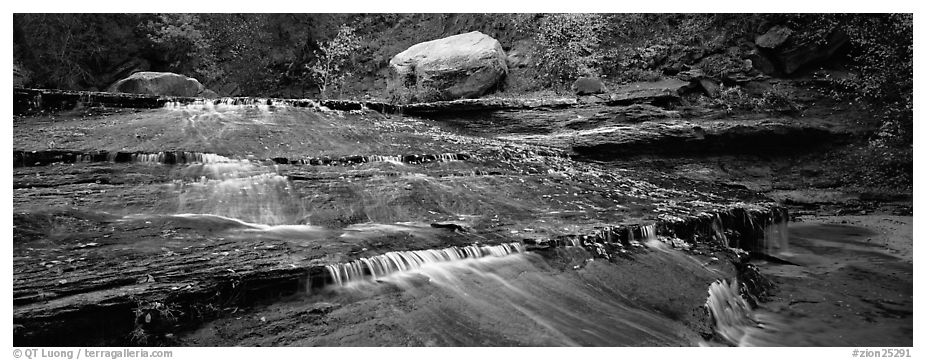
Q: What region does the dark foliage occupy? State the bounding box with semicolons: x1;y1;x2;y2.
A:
13;13;911;144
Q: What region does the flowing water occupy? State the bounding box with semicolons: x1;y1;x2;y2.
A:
81;100;812;346
185;246;718;346
324;242;525;287
703;279;788;346
353;251;698;346
172;165;306;225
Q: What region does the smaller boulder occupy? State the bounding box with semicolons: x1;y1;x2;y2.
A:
572;77;608;96
108;72;205;97
756;25;793;49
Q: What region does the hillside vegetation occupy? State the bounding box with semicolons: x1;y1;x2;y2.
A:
14;13;911;144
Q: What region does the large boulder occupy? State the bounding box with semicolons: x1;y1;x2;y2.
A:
388;31;508;102
107;72;205;97
572;77;608;95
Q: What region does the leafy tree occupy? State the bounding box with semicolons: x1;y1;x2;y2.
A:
144;14;223;84
14;14;150;90
534;14;605;89
773;14;912;145
198;14;277;96
308;24;362;99
842;14;912;145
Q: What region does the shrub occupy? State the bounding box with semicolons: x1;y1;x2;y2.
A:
534;13;605;90
756;85;802;113
843;14;912;145
620;45;671;70
14;14;151;90
715;86;755;112
715;84;801;114
308;25;362;99
771;14;912;144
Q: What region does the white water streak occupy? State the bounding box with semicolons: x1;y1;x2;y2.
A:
325;242;524;287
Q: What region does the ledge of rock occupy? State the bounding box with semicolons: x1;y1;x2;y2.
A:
606;78;693;105
402;97;578;115
12;88;399;115
500;116;865;158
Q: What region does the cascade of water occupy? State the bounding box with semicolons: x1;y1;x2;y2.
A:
598;227;611;243
378;251;692;346
132;153;162;164
163;98;285;112
705;279;756;346
711;214;729;247
641;224;657;241
625;224;656;245
368;155;404;164
438;153;461;162
761;221;790;255
122;151;244;165
325;242;524;287
175;167;305;225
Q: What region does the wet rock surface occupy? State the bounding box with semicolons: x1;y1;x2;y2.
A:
12;87;909;346
737;217;912;346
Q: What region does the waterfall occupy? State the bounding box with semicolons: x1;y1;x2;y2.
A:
131;151;243;165
705;279;756;345
437;153;462;162
704;279;787;346
711;214;729;247
761;221;790;255
174;162;306;225
325;242;524;287
368;155;404;164
163;98;284;112
627;224;657;244
641;224;656;241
